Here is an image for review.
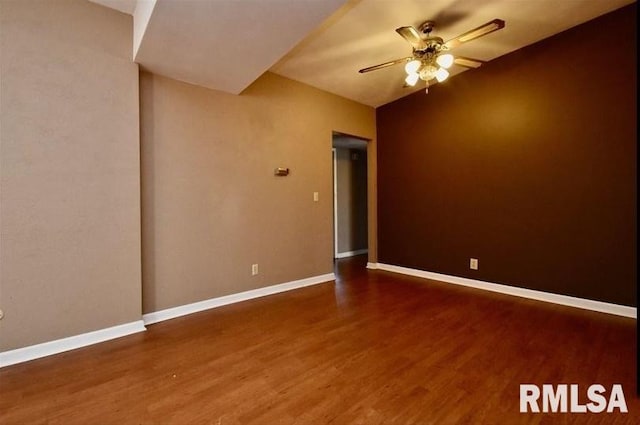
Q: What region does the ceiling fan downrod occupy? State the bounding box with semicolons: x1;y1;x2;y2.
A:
418;20;436;35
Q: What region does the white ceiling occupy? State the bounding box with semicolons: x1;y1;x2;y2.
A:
134;0;346;94
91;0;635;107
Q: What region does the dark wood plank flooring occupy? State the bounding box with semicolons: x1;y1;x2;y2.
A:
1;255;637;424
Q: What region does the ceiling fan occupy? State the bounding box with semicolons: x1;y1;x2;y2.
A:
359;19;505;92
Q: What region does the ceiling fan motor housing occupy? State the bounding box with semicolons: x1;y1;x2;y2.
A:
423;37;445;53
413;36;446;80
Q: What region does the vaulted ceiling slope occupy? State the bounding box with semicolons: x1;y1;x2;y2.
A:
91;0;347;94
90;0;635;107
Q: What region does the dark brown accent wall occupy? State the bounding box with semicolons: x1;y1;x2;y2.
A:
377;4;637;306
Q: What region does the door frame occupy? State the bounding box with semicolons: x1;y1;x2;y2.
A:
332;134;370;261
332;148;339;258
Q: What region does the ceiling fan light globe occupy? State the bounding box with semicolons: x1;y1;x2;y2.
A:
419;64;437;81
405;72;420;86
435;68;449;82
404;60;421;74
436;53;454;68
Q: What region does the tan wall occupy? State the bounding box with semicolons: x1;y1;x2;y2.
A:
335;148;368;254
141;72;376;313
0;0;141;350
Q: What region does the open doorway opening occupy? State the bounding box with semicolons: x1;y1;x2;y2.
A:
332;132;369;260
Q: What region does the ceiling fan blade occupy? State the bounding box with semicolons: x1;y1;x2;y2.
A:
453;56;485;68
359;57;411;73
444;19;505;49
395;26;427;50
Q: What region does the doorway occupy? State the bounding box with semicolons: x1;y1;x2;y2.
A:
332;132;368;259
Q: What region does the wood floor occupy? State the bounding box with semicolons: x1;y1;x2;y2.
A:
1;255;637;424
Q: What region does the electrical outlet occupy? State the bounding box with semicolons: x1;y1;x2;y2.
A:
470;258;478;270
251;264;259;276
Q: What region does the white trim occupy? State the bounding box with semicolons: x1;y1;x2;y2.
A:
366;262;379;269
143;273;336;325
0;320;146;368
336;249;368;259
376;263;637;319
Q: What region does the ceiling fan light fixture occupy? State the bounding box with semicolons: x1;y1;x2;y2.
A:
435;68;449;82
436;53;454;68
358;18;505;95
404;59;421;74
405;72;420;86
419;64;437;81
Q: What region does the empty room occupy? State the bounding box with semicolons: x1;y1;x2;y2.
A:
0;0;636;423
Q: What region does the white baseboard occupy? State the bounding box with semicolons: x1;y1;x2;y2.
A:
143;273;336;325
366;262;379;269
0;320;146;368
335;249;368;259
376;263;636;319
